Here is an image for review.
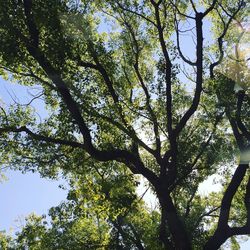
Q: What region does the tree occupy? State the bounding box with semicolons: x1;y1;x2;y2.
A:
0;0;249;249
1;164;163;250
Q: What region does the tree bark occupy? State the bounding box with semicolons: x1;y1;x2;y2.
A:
204;164;249;249
157;191;191;250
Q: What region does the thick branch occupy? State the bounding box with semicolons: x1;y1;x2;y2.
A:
204;163;249;249
225;106;244;150
219;164;248;226
152;1;175;166
244;176;250;226
23;0;39;48
203;0;217;17
236;91;250;140
174;13;203;137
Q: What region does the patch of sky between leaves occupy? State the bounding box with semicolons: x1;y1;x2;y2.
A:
96;11;121;34
0;77;49;122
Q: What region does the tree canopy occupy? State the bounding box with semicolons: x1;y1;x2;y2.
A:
0;0;249;249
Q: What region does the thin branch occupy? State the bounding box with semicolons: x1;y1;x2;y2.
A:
0;65;55;90
185;186;198;217
170;1;195;19
194;206;220;229
174;16;197;66
79;44;141;143
114;1;157;27
210;2;243;78
21;92;44;106
191;112;224;169
121;17;161;155
80;102;156;155
0;126;84;148
0;106;9;125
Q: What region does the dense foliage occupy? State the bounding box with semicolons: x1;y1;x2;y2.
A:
0;0;249;249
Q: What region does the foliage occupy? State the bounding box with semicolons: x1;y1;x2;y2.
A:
0;0;249;249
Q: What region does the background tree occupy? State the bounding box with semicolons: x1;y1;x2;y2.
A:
1;163;163;250
0;0;249;249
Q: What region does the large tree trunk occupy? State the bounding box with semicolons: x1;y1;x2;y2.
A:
157;191;191;250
